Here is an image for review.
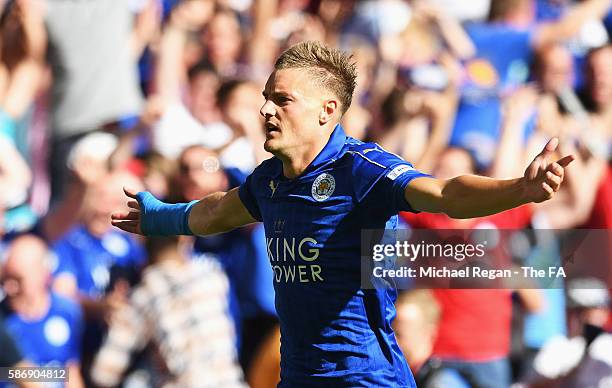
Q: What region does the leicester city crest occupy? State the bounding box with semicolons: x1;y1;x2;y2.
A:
312;173;335;201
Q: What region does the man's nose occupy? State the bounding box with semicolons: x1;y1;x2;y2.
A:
260;100;276;118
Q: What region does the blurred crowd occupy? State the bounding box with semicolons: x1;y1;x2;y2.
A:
0;0;611;387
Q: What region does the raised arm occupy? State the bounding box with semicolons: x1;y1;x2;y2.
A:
154;1;213;103
413;0;476;60
247;0;280;71
111;187;257;236
405;138;574;219
532;0;612;49
130;0;161;60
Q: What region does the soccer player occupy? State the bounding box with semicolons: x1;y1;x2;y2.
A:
112;41;574;387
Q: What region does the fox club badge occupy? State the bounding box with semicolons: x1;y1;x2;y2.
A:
312;173;335;201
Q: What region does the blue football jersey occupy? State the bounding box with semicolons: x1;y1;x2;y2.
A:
451;22;534;167
51;225;146;298
2;293;83;388
238;124;429;387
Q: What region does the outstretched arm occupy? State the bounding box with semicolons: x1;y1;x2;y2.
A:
405;138;575;219
111;187;257;236
532;0;612;49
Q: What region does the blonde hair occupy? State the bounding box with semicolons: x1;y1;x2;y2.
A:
275;41;357;114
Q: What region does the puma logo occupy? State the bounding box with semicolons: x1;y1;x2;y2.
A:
269;180;278;197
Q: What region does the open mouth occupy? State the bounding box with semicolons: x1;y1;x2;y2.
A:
265;122;280;133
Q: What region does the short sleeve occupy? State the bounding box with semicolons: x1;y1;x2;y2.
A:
238;174;263;221
369;163;431;214
350;145;430;215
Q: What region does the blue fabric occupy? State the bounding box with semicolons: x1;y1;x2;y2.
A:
0;108;37;233
225;167;249;188
452;23;534;168
431;358;511;388
524;288;566;348
52;225;146;298
523;240;567;348
3;293;83;366
3;206;38;234
423;368;471;388
238;124;429;387
0;109;16;142
536;0;564;22
605;9;612;36
193;224;276;318
136;192;197;236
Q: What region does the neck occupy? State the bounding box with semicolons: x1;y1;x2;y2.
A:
11;292;50;320
278;124;336;179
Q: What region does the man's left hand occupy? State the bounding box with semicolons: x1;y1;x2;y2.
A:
522;138;575;203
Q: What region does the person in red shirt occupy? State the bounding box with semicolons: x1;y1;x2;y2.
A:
401;147;542;388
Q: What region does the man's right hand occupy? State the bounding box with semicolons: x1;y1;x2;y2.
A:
111;188;143;235
112;189;198;236
113;187;258;237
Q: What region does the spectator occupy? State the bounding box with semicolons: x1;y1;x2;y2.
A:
0;314;23;368
216;78;270;167
451;0;611;168
376;82;457;174
0;127;32;233
52;170;146;304
401;146;546;388
534;43;575;94
150;2;256;170
50;169;146;382
170;145;276;370
572;46;612;237
581;44;612;119
0;0;44;232
525;278;612;387
1;234;85;388
393;290;440;377
43;0;144;201
140;151;177;200
202;7;245;77
0;313;39;388
91;236;246;387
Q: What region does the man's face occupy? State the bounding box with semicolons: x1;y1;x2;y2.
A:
223;83;263;130
178;147;227;201
2;237;49;303
587;47;612;109
83;172;142;237
260;68;330;154
204;12;242;66
539;45;573;93
434;148;476;179
189;71;221;124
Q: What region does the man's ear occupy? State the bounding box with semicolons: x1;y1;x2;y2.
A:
319;99;339;125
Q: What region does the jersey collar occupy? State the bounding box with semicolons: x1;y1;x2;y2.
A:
302;123;347;174
273;123;348;180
